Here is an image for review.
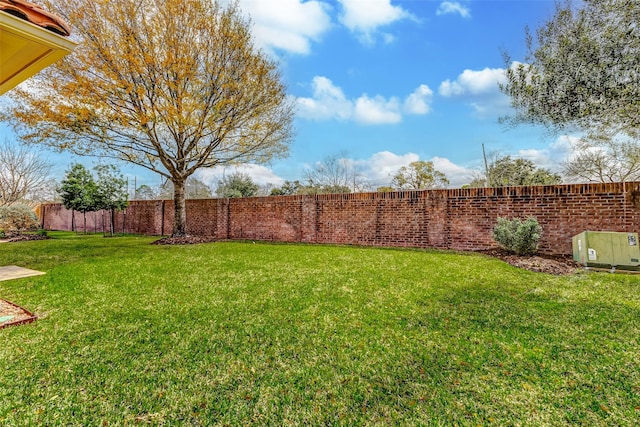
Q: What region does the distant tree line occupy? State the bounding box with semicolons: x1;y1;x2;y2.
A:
131;152;567;200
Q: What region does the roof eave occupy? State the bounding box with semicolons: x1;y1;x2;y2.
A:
0;10;77;95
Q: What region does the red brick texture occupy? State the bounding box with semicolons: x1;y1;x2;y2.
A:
39;182;640;255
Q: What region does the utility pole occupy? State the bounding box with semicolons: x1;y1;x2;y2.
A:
482;143;490;187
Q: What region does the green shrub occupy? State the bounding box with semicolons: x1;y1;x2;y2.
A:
492;216;542;255
0;204;40;234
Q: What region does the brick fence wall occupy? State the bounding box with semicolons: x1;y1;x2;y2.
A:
39;182;640;255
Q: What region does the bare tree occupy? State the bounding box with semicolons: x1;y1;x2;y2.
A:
304;152;369;193
134;185;159;200
154;178;214;200
0;139;53;206
563;136;640;183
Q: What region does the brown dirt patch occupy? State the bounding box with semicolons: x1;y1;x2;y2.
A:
0;299;37;329
477;248;580;275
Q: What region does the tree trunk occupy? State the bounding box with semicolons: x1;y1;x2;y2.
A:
110;208;115;237
172;178;187;236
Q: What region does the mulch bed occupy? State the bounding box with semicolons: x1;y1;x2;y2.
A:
476;248;580;275
151;236;218;245
0;299;37;329
4;234;50;242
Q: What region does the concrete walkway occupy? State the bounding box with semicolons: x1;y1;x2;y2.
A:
0;239;46;280
0;266;45;281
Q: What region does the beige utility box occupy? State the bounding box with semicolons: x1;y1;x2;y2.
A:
572;231;640;270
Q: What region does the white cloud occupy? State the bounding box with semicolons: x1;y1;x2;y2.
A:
237;0;332;54
296;77;432;124
403;84;433;115
436;2;471;19
195;164;285;187
233;0;417;51
516;135;579;172
338;0;413;45
354;151;419;185
295;76;353;121
430;156;475;187
439;67;505;97
354;95;402;124
439;67;511;117
551;135;580;154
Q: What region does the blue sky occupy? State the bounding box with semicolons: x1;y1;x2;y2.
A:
1;0;579;191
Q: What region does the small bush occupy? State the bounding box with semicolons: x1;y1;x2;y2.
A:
0;204;40;234
492;216;542;255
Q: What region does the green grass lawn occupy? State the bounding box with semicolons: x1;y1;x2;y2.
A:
1;233;639;426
